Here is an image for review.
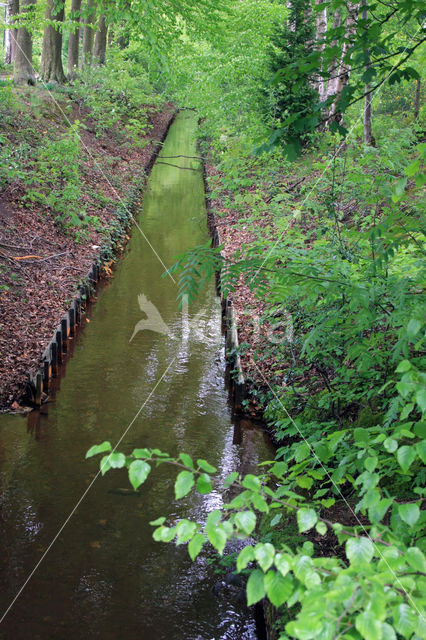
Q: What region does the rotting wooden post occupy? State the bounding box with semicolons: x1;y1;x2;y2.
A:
69;307;75;336
75;298;81;324
56;330;63;363
35;372;42;406
43;359;50;393
61;318;68;352
50;341;58;377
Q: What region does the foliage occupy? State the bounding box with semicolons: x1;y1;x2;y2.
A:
87;357;425;639
264;0;318;145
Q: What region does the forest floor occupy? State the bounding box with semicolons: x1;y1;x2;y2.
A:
206;161;308;418
0;89;174;410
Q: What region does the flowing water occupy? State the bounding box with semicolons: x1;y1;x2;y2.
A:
0;111;273;640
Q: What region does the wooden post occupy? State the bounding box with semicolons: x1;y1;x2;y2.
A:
69;307;75;336
61;318;68;352
56;330;63;363
75;298;81;324
35;372;42;406
43;359;50;393
51;341;58;377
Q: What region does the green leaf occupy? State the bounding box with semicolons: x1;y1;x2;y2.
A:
346;537;374;565
86;441;112;458
396;360;411;373
246;569;266;606
364;456;377;472
237;545;254;572
407;319;421;337
264;570;293;607
355;611;383;640
223;472;238;488
176;519;197;545
416;440;426;464
297;508;318;533
254;543;275;572
398;502;420;526
174;470;195;499
275;553;291;577
196;473;212;494
242;474;261;492
384;438;398;453
108;452;126;468
128;460;151;490
235;511;257;535
296;475;313;490
179;453;194;469
294;441;310;462
251;493;269;513
100;455;111;475
406;547;426;573
315;521;327;536
381;622;396;640
131;448;150;458
188;533;205;560
153;525;176;543
393;603;416;638
149;517;166;526
197;459;217;473
207;526;227;554
396;446;416;473
354;428;369;447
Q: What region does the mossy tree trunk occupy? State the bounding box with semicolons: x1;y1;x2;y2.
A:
13;0;36;84
67;0;82;78
40;0;66;83
93;14;107;64
81;0;96;67
5;0;19;64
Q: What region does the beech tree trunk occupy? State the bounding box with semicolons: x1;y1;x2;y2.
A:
327;3;360;123
93;14;107;64
315;0;327;102
40;0;66;83
67;0;82;78
323;9;341;102
362;0;374;145
5;0;19;64
81;0;96;67
13;0;35;84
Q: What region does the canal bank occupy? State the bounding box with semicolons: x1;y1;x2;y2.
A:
0;111;273;639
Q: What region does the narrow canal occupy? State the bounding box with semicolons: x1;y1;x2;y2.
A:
0;111;273;639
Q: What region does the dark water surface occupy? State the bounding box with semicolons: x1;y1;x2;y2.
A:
0;112;273;639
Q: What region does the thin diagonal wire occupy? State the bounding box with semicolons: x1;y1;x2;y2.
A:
253;362;424;620
6;37;176;282
0;356;177;624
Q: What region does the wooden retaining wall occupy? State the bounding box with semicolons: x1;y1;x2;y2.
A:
202;159;246;412
25;111;177;407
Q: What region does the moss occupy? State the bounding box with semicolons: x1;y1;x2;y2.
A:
354;405;384;428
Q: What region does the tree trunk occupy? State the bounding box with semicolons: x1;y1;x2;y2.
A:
323;9;341;102
93;13;107;64
81;0;96;67
362;0;374;145
13;0;35;84
5;0;19;64
414;78;421;122
67;0;82;78
315;0;327;102
40;0;66;83
327;3;360;123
